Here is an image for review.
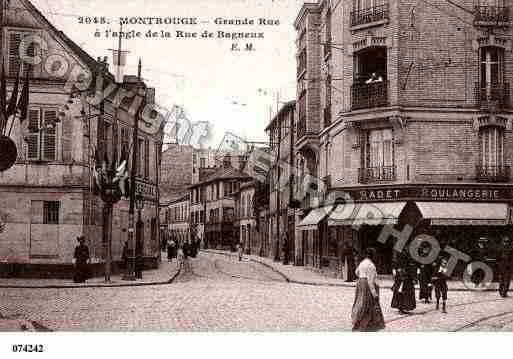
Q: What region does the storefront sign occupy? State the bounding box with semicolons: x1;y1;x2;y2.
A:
338;184;513;203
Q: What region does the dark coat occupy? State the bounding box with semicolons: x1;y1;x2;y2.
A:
73;244;90;283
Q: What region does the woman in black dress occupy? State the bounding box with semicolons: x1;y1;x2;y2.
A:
391;254;417;314
73;236;90;283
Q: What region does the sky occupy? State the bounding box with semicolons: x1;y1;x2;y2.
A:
30;0;304;148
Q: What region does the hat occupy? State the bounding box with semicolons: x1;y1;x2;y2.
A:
77;236;86;242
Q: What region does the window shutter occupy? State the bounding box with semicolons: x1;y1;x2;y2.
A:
42;110;57;161
8;32;22;77
27;109;40;160
61;115;73;162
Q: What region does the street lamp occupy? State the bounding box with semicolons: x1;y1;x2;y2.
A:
135;194;145;279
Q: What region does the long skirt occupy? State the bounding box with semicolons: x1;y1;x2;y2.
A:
351;278;386;332
167;246;173;260
391;279;416;312
73;262;90;283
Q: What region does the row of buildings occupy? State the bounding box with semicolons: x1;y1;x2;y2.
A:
0;0;162;278
162;0;513;278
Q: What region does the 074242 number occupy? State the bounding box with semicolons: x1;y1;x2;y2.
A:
12;344;44;353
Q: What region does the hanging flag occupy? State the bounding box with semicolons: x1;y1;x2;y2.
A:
6;68;20;119
16;70;30;124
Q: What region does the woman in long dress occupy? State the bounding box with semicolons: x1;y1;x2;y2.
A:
73;236;90;283
351;248;385;331
391;255;417;314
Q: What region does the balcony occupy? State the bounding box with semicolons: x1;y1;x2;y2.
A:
351;80;388;110
475;82;510;110
358;166;396;184
351;4;389;27
323;107;332;127
476;165;510;182
474;6;509;26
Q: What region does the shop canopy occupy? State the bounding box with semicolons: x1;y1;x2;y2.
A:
415;202;509;226
328;202;407;226
297;205;335;230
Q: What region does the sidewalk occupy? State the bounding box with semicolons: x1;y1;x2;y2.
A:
204;249;503;292
0;255;180;289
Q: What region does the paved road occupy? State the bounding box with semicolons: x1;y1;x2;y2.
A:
1;252;512;331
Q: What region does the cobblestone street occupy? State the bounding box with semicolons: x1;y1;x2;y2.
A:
1;252;513;331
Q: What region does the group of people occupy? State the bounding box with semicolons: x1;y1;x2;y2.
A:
351;248;452;332
163;237;199;272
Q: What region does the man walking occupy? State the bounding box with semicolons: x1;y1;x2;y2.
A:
498;251;512;298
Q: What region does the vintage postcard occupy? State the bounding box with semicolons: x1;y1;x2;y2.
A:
0;0;513;357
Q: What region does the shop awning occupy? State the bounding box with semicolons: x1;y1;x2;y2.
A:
415;202;508;226
298;205;335;230
328;202;407;226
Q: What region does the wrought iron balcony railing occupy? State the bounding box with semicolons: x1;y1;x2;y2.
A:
358;166;396;184
476;165;510;182
351;4;389;27
474;6;509;25
351;80;388;110
475;82;510;110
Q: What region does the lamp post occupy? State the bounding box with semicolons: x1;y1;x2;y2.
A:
135;194;145;279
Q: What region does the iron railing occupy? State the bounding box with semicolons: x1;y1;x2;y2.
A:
475;82;510;110
476;165;510;182
351;80;388;110
358;166;396;183
351;4;389;27
474;6;509;24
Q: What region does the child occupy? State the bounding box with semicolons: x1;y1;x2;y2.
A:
432;256;449;313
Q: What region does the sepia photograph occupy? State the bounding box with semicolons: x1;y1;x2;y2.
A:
1;0;513;357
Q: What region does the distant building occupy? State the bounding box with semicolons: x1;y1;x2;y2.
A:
162;194;190;245
190;157;251;249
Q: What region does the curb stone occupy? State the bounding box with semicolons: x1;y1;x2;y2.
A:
202;250;507;292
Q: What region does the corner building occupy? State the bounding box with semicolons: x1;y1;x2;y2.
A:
295;0;513;277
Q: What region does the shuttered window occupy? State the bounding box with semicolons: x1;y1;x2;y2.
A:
26;108;57;161
27;109;40;160
42;110;57;161
8;31;37;78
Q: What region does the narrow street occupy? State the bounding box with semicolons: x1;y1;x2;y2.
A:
1;252;513;332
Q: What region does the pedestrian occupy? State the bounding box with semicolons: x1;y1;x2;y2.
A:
351;247;385;332
498;251;512;298
73;236;90;283
343;242;357;282
391;254;417;314
237;241;243;261
432;255;449;313
177;244;185;270
282;232;289;264
167;238;176;262
418;244;434;304
121;240;129;270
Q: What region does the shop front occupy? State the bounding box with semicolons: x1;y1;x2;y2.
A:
323;184;513;276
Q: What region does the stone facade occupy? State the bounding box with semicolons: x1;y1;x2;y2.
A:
0;0;161;278
294;0;513;276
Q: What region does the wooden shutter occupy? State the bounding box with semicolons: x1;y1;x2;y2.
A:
61;114;73;162
8;32;22;78
42;110;57;161
27;109;40;160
